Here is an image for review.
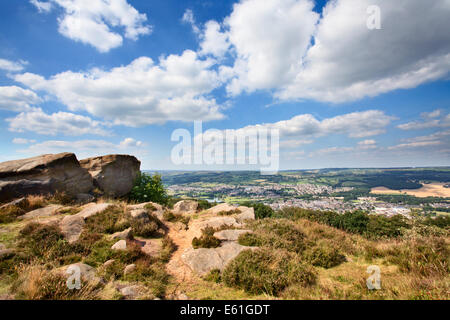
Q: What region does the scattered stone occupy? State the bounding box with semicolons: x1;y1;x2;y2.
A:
196;216;242;230
129;208;149;221
60;203;113;243
173;200;198;214
213;229;253;241
18;204;63;220
0;197;27;210
119;284;147;300
77;202;113;220
124;264;136;275
80;154;140;197
103;259;116;268
206;203;237;215
127;202;164;220
0;153;93;202
0;294;15;300
112;240;127;250
236;206;255;222
60;215;85;243
110;228;133;241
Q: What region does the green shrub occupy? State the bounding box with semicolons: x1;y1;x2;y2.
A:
242;219;306;253
18;223;65;258
387;237;449;277
240;202;274;219
303;245;346;268
217;209;241;216
204;269;221;283
159;236;176;263
222;248;316;296
192;227;221;249
0;206;25;224
129;173;169;205
84;206;124;234
423;216;450;229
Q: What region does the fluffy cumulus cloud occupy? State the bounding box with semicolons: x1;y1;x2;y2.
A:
15;50;224;126
31;0;151;52
398;110;450;130
193;0;450;102
0;59;28;72
199;110;393;148
7;108;110;136
0;86;42;112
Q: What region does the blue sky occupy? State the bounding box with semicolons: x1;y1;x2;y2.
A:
0;0;449;170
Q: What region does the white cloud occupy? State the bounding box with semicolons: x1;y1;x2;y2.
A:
30;0;52;13
19;138;144;157
200;0;450;103
120;137;143;148
398;110;450;130
182;9;200;34
32;0;151;52
199;21;230;59
12;138;36;144
7;108;110;136
388;130;450;150
200;110;393;148
0;59;28;72
0;86;42;112
223;0;319;95
15;50;225;126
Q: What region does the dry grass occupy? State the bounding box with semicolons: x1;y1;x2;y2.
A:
371;183;450;198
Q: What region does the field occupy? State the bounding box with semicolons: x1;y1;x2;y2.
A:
371;183;450;198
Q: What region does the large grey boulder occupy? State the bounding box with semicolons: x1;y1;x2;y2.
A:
182;242;254;276
173;200;198;214
206;203;237;215
0;153;93;202
18;204;63;220
80;155;140;197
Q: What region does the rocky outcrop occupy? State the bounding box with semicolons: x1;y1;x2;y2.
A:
213;229;253;241
80;155;140;197
173;200;198;214
18;204;63;220
0;153;93;202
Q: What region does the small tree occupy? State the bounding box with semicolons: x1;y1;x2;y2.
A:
129;173;169;205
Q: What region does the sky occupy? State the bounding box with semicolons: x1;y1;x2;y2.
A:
0;0;449;171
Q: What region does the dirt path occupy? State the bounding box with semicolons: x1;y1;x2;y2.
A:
165;224;196;284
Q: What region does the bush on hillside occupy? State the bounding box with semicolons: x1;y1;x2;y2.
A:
222;248;316;296
192;227;221;249
240;202;274;219
129;173;169;205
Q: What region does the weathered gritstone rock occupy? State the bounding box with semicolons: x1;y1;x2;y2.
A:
0;197;28;210
173;200;198;214
213;229;253;241
181;242;254;276
127;202;164;220
60;203;113;243
236;206;255;222
0;153;93;202
18;204;63;220
194;216;242;231
110;228;133;241
206;203;237;215
124;264;136;275
118;284;148;300
80;154;140;197
111;240;127;250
